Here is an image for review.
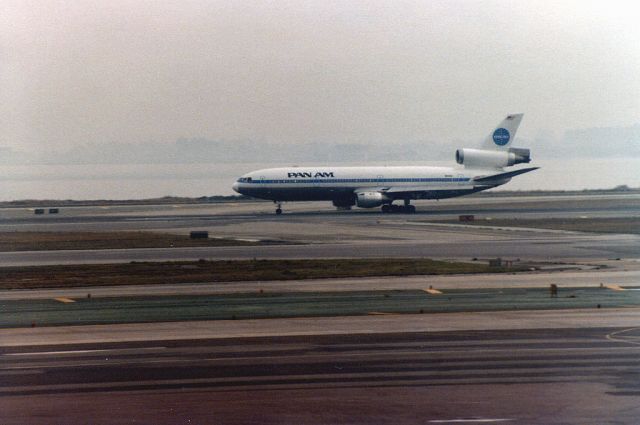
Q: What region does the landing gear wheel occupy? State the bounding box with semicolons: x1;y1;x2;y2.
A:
390;204;401;213
406;205;416;214
275;208;282;215
381;204;391;213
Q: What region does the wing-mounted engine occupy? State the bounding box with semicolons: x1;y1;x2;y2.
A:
356;191;390;208
455;147;531;168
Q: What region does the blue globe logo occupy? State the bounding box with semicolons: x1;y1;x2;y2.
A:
493;128;510;146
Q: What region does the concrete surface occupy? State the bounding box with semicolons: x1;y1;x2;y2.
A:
2;308;640;346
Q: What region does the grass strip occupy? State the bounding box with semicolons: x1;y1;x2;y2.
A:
3;287;637;328
0;259;526;290
0;231;284;251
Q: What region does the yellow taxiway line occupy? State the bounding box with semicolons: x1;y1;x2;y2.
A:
605;284;626;291
53;297;76;303
424;288;443;295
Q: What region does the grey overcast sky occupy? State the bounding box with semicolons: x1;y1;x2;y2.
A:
1;0;639;153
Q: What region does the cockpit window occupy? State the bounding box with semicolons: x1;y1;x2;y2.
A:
237;177;253;183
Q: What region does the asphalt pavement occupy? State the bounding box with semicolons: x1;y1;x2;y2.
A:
2;327;640;424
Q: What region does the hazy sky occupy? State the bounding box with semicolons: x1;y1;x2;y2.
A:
2;0;639;154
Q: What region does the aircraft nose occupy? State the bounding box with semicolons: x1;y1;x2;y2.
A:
232;182;240;193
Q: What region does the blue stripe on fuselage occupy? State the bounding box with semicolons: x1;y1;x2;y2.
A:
249;177;470;184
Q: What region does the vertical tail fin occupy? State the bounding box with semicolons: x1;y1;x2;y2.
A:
481;113;523;150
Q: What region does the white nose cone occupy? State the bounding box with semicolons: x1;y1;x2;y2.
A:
232;182;240;193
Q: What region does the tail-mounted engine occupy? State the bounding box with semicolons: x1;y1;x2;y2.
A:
455;147;531;168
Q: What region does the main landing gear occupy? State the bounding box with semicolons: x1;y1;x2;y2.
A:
381;200;416;214
274;202;282;215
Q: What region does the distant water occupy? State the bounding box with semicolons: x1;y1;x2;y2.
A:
1;158;639;201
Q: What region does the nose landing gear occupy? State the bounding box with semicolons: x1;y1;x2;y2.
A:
274;202;282;215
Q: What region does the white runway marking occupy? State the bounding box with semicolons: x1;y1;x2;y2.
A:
4;346;167;356
606;327;640;346
429;419;513;423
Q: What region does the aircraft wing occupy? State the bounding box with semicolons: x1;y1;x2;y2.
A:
379;185;476;200
384;185;475;194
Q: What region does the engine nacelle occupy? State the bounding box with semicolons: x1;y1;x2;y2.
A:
455;148;530;168
356;191;390;208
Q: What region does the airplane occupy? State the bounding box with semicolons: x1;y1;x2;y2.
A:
232;114;538;214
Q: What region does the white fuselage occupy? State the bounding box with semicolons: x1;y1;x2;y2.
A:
232;165;495;205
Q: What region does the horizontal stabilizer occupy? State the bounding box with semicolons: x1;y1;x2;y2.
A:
473;167;539;183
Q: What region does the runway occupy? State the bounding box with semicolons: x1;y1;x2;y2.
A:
2;232;639;266
2;193;639;225
2;195;639;266
2;323;640;424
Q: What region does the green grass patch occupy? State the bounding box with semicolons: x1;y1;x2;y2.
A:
3;287;637;327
